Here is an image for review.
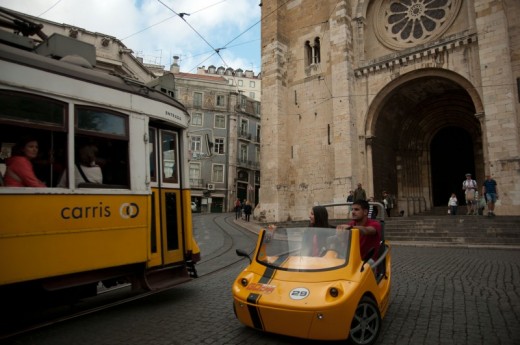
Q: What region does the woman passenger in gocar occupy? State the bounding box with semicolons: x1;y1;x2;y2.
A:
302;206;332;256
4;136;46;187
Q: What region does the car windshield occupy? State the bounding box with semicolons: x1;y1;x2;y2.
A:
256;227;350;272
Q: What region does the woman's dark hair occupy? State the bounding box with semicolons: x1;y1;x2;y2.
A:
311;206;329;227
11;136;38;157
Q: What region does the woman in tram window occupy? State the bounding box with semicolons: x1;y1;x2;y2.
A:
4;136;46;187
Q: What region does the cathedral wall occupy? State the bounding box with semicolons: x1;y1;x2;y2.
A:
258;0;520;220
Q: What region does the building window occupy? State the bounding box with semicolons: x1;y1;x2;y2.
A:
193;92;203;107
189;162;202;188
240;119;248;135
216;95;226;107
192;112;203;126
238;80;243;87
239;143;248;162
256;124;261;141
215;114;226;129
313;37;321;64
305;37;321;66
189;163;201;180
212;164;224;183
255;146;260;162
191;135;202;152
214;137;225;154
254;102;260;115
240;96;246;109
249;92;255;99
228;79;233;85
250;81;255;88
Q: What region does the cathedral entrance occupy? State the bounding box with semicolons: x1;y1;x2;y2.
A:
369;72;483;214
430;127;475;206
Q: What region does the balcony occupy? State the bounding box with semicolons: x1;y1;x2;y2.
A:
237;158;260;170
190;178;205;188
238;131;252;141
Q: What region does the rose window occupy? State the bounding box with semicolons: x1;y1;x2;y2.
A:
374;0;462;50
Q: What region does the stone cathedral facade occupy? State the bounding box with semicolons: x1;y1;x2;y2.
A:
255;0;519;222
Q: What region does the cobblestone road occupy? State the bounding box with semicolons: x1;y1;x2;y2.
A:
4;214;520;345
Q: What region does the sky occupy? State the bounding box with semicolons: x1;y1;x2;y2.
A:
0;0;262;74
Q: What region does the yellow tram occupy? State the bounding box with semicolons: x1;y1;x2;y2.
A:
0;18;200;298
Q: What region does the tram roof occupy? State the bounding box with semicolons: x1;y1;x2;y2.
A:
0;39;189;116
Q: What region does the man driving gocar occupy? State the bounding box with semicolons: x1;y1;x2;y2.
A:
336;199;381;260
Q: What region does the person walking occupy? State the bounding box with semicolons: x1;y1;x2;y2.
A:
382;191;393;217
243;200;252;222
347;190;354;203
482;174;499;217
234;198;242;220
462;173;477;215
353;183;367;201
448;193;458;215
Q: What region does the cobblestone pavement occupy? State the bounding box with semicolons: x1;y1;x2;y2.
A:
5;214;520;345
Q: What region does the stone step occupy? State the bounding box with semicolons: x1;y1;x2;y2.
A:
267;215;520;247
383;215;520;246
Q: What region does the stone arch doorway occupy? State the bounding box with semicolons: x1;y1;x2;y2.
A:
367;70;483;215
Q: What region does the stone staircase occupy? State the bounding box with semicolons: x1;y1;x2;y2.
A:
258;206;520;248
383;212;520;247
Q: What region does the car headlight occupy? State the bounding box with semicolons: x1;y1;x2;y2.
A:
329;287;339;297
240;278;248;287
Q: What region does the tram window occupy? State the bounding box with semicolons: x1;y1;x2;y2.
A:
0;123;67;188
75;107;129;187
0;92;67;188
76;107;127;138
0;91;65;127
161;131;178;184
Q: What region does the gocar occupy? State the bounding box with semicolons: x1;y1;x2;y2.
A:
233;226;391;345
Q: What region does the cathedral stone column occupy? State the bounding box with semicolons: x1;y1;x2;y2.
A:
365;135;375;199
474;0;520;214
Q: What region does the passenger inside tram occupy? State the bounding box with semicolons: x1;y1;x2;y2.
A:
57;144;103;187
3;136;46;187
0;124;129;189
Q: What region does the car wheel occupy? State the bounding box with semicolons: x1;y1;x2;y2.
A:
348;296;381;345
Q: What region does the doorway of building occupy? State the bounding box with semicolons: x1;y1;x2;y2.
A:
430;127;475;206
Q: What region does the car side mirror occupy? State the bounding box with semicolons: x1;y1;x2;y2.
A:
236;249;251;264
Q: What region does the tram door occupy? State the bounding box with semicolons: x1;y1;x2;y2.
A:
149;127;184;266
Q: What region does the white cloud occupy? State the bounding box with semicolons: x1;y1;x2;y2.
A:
0;0;261;73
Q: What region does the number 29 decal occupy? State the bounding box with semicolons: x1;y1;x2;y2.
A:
289;287;309;300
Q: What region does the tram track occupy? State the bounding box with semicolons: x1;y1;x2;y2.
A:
0;214;259;341
195;214;258;277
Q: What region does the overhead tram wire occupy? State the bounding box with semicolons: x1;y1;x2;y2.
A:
122;0;226;42
37;0;63;17
156;0;222;57
155;0;254;94
182;0;293;87
148;0;286;79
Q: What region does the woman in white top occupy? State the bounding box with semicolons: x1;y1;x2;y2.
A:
448;193;458;215
58;144;102;187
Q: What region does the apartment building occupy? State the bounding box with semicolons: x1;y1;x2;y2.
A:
149;58;261;212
